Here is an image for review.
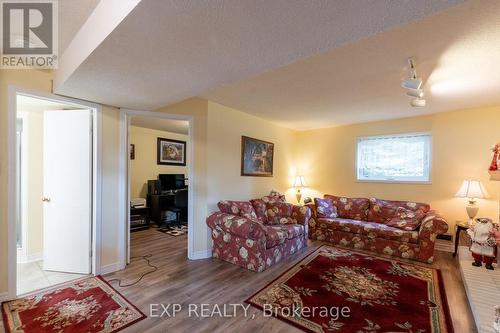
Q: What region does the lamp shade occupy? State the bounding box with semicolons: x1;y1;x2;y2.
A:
293;176;305;188
455;180;489;199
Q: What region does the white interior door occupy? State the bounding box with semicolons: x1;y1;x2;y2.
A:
43;110;92;274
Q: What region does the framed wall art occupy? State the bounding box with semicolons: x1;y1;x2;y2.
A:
241;136;274;177
157;137;186;166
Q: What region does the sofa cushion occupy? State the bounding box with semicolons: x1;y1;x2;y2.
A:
250;191;287;223
317;217;366;234
324;195;370;220
264;224;304;248
362;222;419;244
217;200;258;221
317;217;419;244
250;199;268;222
265;202;294;225
264;225;288;248
367;198;430;224
279;224;304;239
314;198;337;218
386;207;426;231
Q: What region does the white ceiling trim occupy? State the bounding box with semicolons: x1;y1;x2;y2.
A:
54;0;141;90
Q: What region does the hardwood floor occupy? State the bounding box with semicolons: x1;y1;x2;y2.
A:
104;228;476;333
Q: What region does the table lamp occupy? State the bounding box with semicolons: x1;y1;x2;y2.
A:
293;176;305;204
455;180;489;224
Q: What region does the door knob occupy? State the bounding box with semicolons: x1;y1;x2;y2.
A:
42;197;51;202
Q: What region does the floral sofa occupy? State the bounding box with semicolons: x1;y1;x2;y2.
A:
206;191;311;272
307;195;448;263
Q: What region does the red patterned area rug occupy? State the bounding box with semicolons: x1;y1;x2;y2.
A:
1;276;145;333
246;245;454;333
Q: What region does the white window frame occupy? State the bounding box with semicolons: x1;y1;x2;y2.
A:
356;132;432;184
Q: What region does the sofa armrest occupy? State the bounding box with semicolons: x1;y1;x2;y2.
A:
418;210;449;242
206;212;266;240
304;203;317;228
290;205;312;225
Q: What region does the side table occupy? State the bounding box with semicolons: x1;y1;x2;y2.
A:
453;221;470;257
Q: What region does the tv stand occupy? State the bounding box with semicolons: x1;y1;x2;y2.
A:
147;193;175;225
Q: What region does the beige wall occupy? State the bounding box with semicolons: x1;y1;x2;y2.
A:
130;126;188;199
18;110;44;258
295;106;500;234
156;99;298;254
100;106;122;267
207;101;297;209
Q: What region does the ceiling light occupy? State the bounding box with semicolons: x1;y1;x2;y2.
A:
402;57;426;108
406;88;424;98
410;98;426;107
402;57;423;89
402;78;422;90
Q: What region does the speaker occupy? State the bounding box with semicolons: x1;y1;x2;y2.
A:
148;180;161;195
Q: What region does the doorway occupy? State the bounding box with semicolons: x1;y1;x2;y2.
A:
8;88;102;297
119;110;194;267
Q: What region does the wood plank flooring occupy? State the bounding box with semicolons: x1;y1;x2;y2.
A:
103;228;477;333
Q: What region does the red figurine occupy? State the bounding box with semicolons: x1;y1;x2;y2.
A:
467;218;497;270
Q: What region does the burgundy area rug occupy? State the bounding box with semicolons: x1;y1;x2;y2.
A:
2;276;145;333
246;245;453;333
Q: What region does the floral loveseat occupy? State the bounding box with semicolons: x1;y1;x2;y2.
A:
307;195;448;263
206;191;311;272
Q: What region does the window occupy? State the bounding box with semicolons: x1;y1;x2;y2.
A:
356;133;431;183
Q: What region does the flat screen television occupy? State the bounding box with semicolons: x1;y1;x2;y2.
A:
158;174;185;192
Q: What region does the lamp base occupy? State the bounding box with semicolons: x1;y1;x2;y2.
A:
296;189;302;204
466;204;479;225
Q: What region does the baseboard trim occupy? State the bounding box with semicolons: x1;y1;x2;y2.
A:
436;234;452;241
0;292;9;302
99;262;121;275
435;239;453;253
189;249;212;260
17;252;42;264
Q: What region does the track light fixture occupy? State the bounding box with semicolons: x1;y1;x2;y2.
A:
410;98;426;107
402;57;426;107
406;88;424;98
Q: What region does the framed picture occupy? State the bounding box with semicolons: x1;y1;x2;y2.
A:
130;144;135;160
157;138;186;166
241;136;274;177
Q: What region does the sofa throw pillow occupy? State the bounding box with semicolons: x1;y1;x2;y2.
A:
250;191;287;223
324;195;370;220
367;198;430;224
250;199;268;223
261;190;287;204
217;200;258;221
314;198;337;219
265;202;294;225
386;207;426;231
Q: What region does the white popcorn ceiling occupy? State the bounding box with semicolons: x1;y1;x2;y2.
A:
53;0;500;130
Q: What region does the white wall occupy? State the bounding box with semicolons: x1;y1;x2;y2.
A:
18;111;44;260
0;70;54;293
